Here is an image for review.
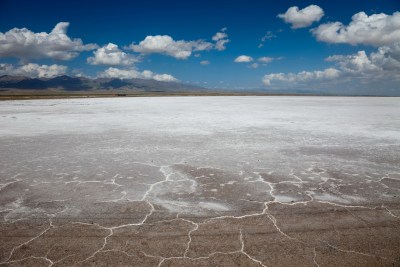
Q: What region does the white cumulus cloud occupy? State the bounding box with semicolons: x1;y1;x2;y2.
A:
152;73;178;82
128;35;213;60
200;60;210;65
326;51;379;74
212;32;228;41
234;55;254;63
0;22;97;61
312;11;400;46
128;29;229;59
215;39;230;51
248;57;281;68
212;28;230;51
370;42;400;70
87;43;138;66
262;42;400;88
278;5;324;29
0;63;67;78
262;68;340;86
327;44;400;77
98;67;178;82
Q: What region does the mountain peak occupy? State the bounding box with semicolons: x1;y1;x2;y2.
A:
0;75;204;92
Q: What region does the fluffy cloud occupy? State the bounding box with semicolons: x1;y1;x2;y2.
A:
263;42;400;87
248;57;278;69
152;73;178;82
87;43;138;66
327;44;400;76
200;60;210;65
370;42;400;70
98;67;178;82
212;32;228;41
234;55;254;63
278;5;324;29
128;35;213;59
212;28;230;51
0;63;67;78
0;22;97;61
235;56;279;68
262;68;340;86
312;12;400;46
128;28;229;59
215;39;230;51
326;51;379;74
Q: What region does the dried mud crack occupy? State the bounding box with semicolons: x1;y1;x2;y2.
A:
1;97;399;266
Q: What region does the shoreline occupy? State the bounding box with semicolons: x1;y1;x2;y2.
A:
0;91;396;100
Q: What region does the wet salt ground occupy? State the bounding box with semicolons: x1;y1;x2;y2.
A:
0;96;399;266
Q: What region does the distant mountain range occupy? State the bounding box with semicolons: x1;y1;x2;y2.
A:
0;75;206;92
1;75;391;96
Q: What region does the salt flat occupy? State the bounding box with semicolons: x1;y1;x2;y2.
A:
0;96;399;266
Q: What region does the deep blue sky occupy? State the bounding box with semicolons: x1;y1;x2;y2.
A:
0;0;399;93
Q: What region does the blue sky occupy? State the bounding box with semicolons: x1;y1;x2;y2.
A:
0;0;399;94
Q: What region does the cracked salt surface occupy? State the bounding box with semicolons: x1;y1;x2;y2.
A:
0;96;399;266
